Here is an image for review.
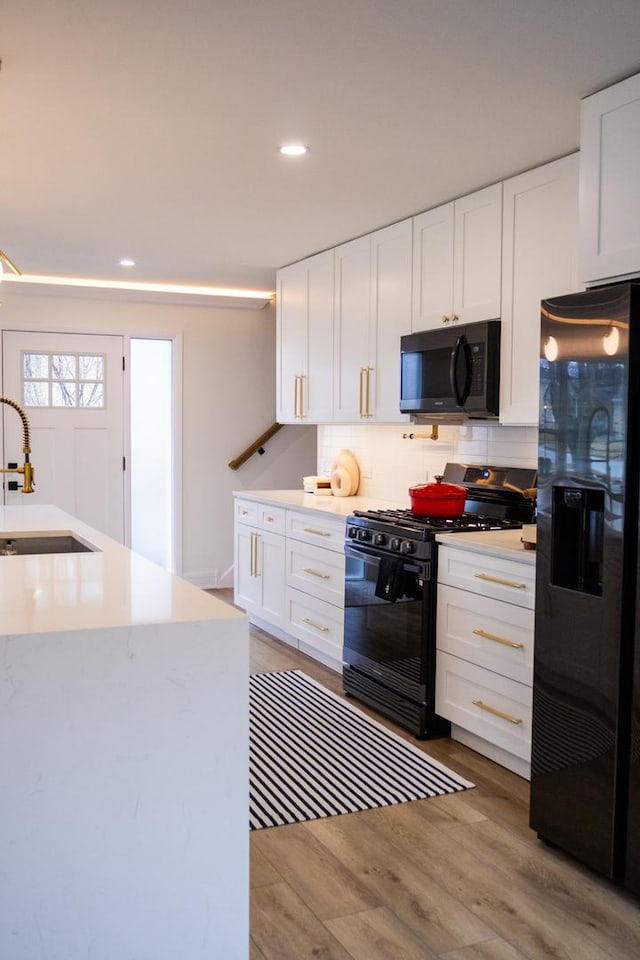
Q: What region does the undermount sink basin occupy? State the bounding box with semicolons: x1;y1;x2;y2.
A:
0;533;99;555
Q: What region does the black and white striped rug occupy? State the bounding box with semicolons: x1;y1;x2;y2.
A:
249;669;474;830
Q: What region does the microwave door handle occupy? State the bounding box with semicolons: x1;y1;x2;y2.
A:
450;334;473;406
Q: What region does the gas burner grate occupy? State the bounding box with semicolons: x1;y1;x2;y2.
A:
351;508;523;534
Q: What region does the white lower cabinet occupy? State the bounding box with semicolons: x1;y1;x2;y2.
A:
234;499;287;631
286;539;345;605
436;543;535;779
285;509;345;668
234;498;345;670
287;588;344;666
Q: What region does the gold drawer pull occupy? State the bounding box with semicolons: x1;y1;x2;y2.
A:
303;527;331;537
472;699;523;725
302;617;329;633
473;628;524;650
474;572;526;589
264;515;276;523
304;567;331;580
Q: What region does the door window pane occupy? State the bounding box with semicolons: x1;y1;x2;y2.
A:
24;381;49;406
52;355;76;380
79;355;104;380
24;353;49;378
78;382;104;407
52;382;78;406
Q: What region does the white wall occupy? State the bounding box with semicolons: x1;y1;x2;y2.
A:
0;288;317;586
318;422;538;504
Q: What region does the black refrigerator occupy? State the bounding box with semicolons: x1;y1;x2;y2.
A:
531;281;640;895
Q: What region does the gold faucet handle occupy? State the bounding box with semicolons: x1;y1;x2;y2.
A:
22;461;35;494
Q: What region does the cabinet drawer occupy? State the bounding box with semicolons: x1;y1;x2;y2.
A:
287;587;344;664
257;503;286;534
437;584;533;685
235;498;258;526
436;651;532;761
437;545;535;609
286;541;345;605
286;510;345;553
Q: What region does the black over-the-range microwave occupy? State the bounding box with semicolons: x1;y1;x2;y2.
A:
400;319;501;419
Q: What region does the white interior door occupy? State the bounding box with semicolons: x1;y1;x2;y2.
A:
2;331;125;542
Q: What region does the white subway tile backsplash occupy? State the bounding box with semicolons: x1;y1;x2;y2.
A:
318;422;537;501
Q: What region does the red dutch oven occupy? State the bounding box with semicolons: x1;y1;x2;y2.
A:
408;475;467;518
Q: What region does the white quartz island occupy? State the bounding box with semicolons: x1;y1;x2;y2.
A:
0;506;249;960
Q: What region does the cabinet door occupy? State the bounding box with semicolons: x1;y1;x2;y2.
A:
411;202;454;330
580;72;640;284
333;235;372;421
234;523;259;612
306;249;335;422
256;530;287;628
500;154;579;425
453;183;502;324
370;219;413;422
276;260;308;422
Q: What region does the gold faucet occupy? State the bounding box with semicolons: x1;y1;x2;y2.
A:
0;396;35;493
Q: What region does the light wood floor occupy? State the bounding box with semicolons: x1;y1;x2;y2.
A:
213;591;640;960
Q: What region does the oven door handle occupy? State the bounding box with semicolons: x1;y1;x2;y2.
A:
345;544;425;574
450;334;473;407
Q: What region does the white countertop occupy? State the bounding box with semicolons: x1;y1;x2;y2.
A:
0;504;243;636
233;488;406;516
436;524;537;563
234;489;537;562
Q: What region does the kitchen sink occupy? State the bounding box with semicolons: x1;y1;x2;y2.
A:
0;533;99;555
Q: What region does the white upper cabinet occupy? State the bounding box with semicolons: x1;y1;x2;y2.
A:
412;184;502;331
411;202;455;329
333;221;412;422
580;72;640;285
370;219;413;422
333;234;372;421
276;249;334;423
500;154;580;426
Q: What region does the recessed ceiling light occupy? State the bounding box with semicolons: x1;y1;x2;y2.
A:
279;144;308;156
119;258;136;267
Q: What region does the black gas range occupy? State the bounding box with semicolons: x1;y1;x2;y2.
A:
342;462;537;738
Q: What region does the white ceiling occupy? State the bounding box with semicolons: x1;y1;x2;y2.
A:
2;0;640;295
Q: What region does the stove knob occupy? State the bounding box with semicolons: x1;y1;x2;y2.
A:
357;528;370;542
390;537;402;551
347;526;358;539
373;533;387;546
399;540;414;555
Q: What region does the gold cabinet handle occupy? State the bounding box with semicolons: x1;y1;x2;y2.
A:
303;567;331;580
250;531;261;577
451;313;459;322
441;314;450;323
298;374;306;419
473;628;525;650
254;532;261;576
303;527;331;538
293;375;299;418
240;508;250;517
359;367;365;417
472;699;523;725
474;572;527;589
302;616;329;633
264;515;276;524
365;366;372;418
